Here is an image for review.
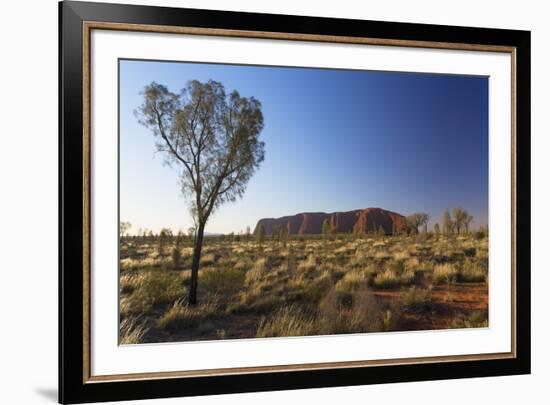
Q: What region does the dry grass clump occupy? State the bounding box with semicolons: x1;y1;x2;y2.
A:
120;316;148;344
120;272;140;294
200;253;216;266
400;269;416;285
157;299;217;330
393;251;410;261
120;257;140;271
458;261;487;283
373;269;400;288
433;263;459;284
245;257;267;285
374;250;391;260
303;271;332;303
335;270;367;293
318;287;384;334
256;305;316;338
449;311;488;328
199;267;246;294
401;286;432;312
372;264;415;289
297;254;317;273
234;257;252;271
127;270;186;313
349;248;370;267
404;257;420;272
120;232;488;341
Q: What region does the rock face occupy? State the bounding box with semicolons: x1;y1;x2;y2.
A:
254;208;407;236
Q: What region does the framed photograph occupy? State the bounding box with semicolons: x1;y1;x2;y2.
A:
59;1;530;403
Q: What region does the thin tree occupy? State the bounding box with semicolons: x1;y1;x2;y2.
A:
453;208;467;234
279;225;289;248
464;213;473;234
322;218;332;239
158;228;173;257
137;80;265;305
406;213;429;235
433;223;440;235
442;209;453;235
120;221;132;238
257;223;265;252
120;221;132;248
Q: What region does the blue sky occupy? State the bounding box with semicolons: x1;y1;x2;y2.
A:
119;59;488;235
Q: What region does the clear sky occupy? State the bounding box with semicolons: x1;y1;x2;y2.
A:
119;59;488;235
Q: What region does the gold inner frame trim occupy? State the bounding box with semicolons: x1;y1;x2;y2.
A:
82;20;517;384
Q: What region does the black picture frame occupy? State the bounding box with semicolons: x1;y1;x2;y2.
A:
59;1;531;403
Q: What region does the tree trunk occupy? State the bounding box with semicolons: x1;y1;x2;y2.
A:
188;222;206;306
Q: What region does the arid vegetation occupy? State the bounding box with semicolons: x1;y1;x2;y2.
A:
119;226;488;344
123;77;489;344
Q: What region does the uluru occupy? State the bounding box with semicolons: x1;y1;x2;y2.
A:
254;208;407;236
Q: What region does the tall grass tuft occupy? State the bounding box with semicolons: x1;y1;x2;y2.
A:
256;305;316;337
120;316;148;344
433;263;459;285
458;261;487;282
157;299;217;330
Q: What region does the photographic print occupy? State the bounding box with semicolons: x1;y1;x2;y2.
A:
118;59;489;344
60;4;530;401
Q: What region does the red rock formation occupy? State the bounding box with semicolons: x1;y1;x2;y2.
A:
254;208;406;236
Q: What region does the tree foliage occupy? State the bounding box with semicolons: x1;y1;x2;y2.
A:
120;221;132;238
406;213;429;234
452;208;472;234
